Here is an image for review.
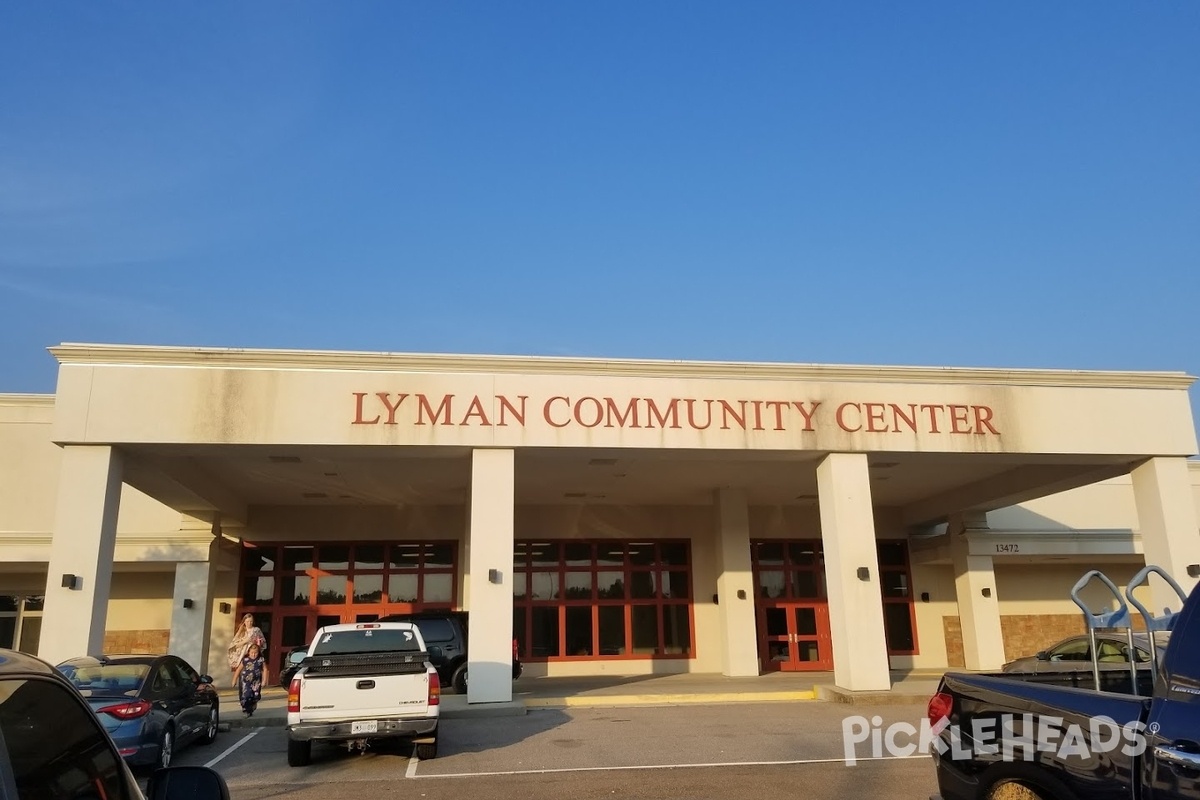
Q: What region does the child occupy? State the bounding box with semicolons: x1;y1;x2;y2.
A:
233;642;269;717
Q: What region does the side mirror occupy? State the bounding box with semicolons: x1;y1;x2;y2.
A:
427;646;442;659
147;766;231;800
1035;651;1049;661
198;674;214;685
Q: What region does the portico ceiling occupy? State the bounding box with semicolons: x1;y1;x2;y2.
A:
118;444;1138;531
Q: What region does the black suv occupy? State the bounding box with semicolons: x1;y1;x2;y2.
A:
377;610;522;694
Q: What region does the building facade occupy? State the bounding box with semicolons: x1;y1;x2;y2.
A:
1;344;1198;702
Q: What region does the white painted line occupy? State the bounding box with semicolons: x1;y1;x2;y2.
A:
204;730;260;768
405;749;420;779
411;754;930;779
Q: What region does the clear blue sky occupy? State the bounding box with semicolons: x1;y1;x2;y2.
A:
2;4;1199;421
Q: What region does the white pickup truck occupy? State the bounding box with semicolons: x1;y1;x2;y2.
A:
285;621;440;767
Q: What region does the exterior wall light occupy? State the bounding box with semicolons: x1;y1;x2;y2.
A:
488;569;503;584
1188;564;1200;578
218;602;232;614
982;587;992;598
182;598;194;609
856;567;870;581
61;574;81;590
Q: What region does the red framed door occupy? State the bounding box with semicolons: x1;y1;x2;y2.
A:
758;602;832;671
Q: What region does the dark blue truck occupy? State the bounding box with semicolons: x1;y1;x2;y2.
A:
931;567;1198;800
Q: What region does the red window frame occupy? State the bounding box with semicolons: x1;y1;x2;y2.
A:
512;540;694;661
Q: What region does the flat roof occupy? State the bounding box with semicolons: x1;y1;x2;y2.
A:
48;343;1197;390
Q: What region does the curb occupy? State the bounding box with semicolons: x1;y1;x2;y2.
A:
524;690;817;709
813;686;932;706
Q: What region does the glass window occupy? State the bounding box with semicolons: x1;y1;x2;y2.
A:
151;663;180;694
530;543;559;567
278;576;308;605
0;596;18;612
883;604;915;652
564;543;593;566
0;618;15;650
352;575;384;603
530;607;559;658
388;574;418;603
756;542;784;565
316;576;347;604
631;606;658;654
598;606;625;656
415;618;455;644
244;576;276;604
664;572;689;599
628;543;655;566
354;545;385;570
423;574;453;604
282;546;314;571
312;628;420;655
513;573;528;599
878;541;908;567
390;545;421;569
565;607;593;656
757;570;785;599
564;572;592;600
0;677;136;800
242;546;276;573
662;605;690;655
318;546;350;571
787;542;818;566
630;571;657;599
596;544;624;566
792;571;819;598
531;572;560;601
597;572;625;599
426;543;454;568
882;570;909;598
660;543;688;566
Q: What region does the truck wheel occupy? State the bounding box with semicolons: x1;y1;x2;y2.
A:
452;664;468;694
989;784;1045;800
415;741;437;760
287;737;312;767
986;775;1075;800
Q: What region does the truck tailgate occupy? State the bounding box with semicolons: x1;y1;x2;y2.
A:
299;653;433;722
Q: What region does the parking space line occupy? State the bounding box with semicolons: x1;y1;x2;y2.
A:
204;730;260;768
411;754;929;779
406;750;420;779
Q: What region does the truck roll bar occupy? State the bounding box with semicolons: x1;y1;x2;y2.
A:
1070;570;1136;693
1124;564;1188;684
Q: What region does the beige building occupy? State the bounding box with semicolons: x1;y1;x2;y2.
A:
1;343;1199;702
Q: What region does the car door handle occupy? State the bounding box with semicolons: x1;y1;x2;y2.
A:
1154;744;1200;770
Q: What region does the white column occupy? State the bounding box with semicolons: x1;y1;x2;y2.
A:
817;453;890;691
948;516;1005;670
713;488;760;676
39;446;123;665
1131;457;1200;611
169;559;216;673
466;449;515;704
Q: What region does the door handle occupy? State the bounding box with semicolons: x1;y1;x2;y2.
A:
1155;744;1200;770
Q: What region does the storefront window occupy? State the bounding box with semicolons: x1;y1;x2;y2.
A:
512;540;694;661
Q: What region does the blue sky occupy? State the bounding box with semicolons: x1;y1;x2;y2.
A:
2;4;1199;419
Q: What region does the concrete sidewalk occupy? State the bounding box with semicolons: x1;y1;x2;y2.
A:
216;670;941;731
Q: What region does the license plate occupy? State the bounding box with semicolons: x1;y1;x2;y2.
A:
351;720;378;734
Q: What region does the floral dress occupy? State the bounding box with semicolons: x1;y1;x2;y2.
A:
238;654;265;714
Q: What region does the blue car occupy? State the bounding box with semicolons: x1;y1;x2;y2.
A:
57;653;220;771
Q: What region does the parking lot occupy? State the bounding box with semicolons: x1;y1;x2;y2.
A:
168;701;938;799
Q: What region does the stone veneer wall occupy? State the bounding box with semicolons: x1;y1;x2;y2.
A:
942;615;1148;668
103;629;170;654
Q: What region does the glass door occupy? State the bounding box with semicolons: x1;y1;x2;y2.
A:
758;602;832;671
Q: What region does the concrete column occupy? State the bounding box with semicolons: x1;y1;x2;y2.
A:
713;488;760;676
39;446;123;665
817;453;890;691
169;557;217;673
466;449;515;704
948;515;1005;671
1131;457;1200;611
207;534;242;679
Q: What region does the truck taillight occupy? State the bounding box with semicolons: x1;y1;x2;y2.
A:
428;671;440;706
288;676;302;713
513;638;519;659
928;691;953;731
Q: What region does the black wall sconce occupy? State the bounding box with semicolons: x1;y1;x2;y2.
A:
218;602;232;614
61;574;81;591
736;589;746;600
488;569;503;584
182;598;194;609
982;587;992;598
857;567;870;581
712;593;719;604
1188;564;1200;578
920;592;930;603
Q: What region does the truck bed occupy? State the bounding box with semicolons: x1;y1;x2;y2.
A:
299;650;430;679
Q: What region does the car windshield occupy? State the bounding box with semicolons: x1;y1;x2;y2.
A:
310;628;421;656
58;663;149;696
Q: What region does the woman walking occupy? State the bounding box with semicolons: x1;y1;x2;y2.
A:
226;613;266;684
